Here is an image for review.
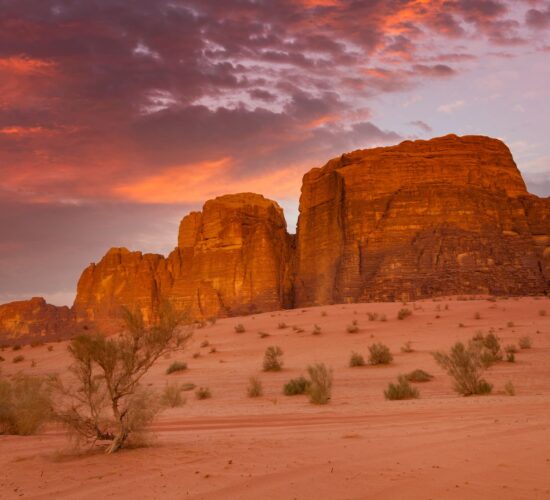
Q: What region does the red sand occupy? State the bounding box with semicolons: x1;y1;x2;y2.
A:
1;297;550;499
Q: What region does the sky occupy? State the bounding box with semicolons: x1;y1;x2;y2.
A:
0;0;549;306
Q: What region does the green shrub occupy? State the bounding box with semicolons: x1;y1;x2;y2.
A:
166;361;187;374
0;375;52;435
283;376;311;396
12;355;24;364
384;376;419;400
433;342;493;396
234;324;246;333
307;363;333;405
195;387;211;400
405;369;433;382
518;336;532;349
247;377;263;398
368;343;393;365
161;383;186;408
397;308;412;320
263;346;283;372
349;352;365;367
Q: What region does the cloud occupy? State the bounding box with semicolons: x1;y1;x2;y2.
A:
526;5;550;29
437;99;466;113
409;120;433;132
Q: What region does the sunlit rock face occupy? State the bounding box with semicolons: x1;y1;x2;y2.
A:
0;297;74;344
295;134;550;305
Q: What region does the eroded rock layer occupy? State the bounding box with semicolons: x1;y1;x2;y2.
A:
295;134;550;304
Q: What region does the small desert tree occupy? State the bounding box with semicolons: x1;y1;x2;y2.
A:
55;305;192;453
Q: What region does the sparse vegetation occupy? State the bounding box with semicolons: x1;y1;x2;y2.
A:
200;340;209;348
397;308;412;320
507;321;515;328
166;360;188;374
349;351;366;367
12;355;24;363
380;314;387;322
247;376;263;398
469;332;502;367
367;312;378;321
278;322;288;329
368;343;393;365
258;331;270;338
401;341;414;353
161;383;186;408
312;324;322;335
307;363;333;405
283;376;310;396
384;376;419;400
474;312;481;320
195;387;212;400
405;369;433;382
0;375;53;435
346;324;359;333
234;324;246;333
263;346;284;372
504;381;515;396
433;342;493;396
539;309;547;316
12;344;21;351
519;336;532;349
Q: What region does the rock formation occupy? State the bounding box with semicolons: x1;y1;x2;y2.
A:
0;297;74;344
2;134;550;342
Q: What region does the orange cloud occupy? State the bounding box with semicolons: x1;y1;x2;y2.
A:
114;157;305;204
0;56;55;74
0;126;46;135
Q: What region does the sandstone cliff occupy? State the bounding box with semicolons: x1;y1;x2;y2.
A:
2;134;550;341
0;297;74;344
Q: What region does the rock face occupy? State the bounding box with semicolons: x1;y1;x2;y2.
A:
3;134;550;341
0;297;74;344
295;134;550;304
73;193;294;330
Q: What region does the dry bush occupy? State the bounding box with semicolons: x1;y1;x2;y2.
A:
368;343;393;365
433;342;493;396
367;312;379;321
283;376;310;396
312;324;322;335
195;387;211;400
53;304;192;454
258;331;270;338
469;332;502;367
401;341;414;353
247;376;263;397
12;355;24;363
263;346;283;372
346;324;359;333
277;322;288;329
0;375;53;435
405;369;433;382
519;336;532;349
504;381;515;396
539;310;546;317
384;376;419;400
307;363;333;405
349;351;365;367
166;361;187;374
397;308;412;320
234;324;246;333
161;383;186;408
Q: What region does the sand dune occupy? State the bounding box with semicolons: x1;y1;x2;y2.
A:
1;297;550;499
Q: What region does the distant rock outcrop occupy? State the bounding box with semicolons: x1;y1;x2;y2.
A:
2;134;550;342
0;297;74;344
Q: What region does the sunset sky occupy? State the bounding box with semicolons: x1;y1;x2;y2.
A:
1;0;549;306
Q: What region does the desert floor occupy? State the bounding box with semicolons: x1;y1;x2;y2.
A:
1;297;550;499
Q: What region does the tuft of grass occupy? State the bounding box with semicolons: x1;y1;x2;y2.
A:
397;308;412;320
384;376;419;400
195;387;212;400
312;324;322;335
12;345;22;351
380;314;387;322
405;369;433;383
258;331;270;338
367;312;378;321
283;376;311;396
277;322;288;329
200;340;209;348
47;345;54;352
234;324;246;333
504;381;515;396
401;341;414;353
247;376;263;398
166;361;187;374
346;324;359;334
518;336;532;349
161;383;186;408
263;346;284;372
368;343;393;365
12;355;24;364
307;363;333;405
349;351;365;367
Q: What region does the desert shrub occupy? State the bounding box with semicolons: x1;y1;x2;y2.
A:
519;336;532;349
349;351;365;367
401;341;413;353
30;341;44;348
283;376;311;396
346;324;359;333
504;381;515;396
474;312;481;320
469;332;502;367
312;324;322;335
263;346;283;372
12;355;24;363
380;314;387;322
192;352;200;359
278;322;288;329
321;311;328;317
234;324;246;333
247;377;263;398
47;345;54;352
258;331;270;338
397;308;412;320
0;356;4;362
195;387;211;400
12;344;22;351
166;361;187;374
0;375;53;435
458;323;466;328
539;309;547;316
207;316;217;325
367;312;378;321
368;343;393;365
384;376;419;400
200;340;209;348
507;321;515;328
161;383;186;408
53;304;192;454
209;346;217;353
505;344;517;354
405;369;433;382
307;363;333;405
433;342;493;396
